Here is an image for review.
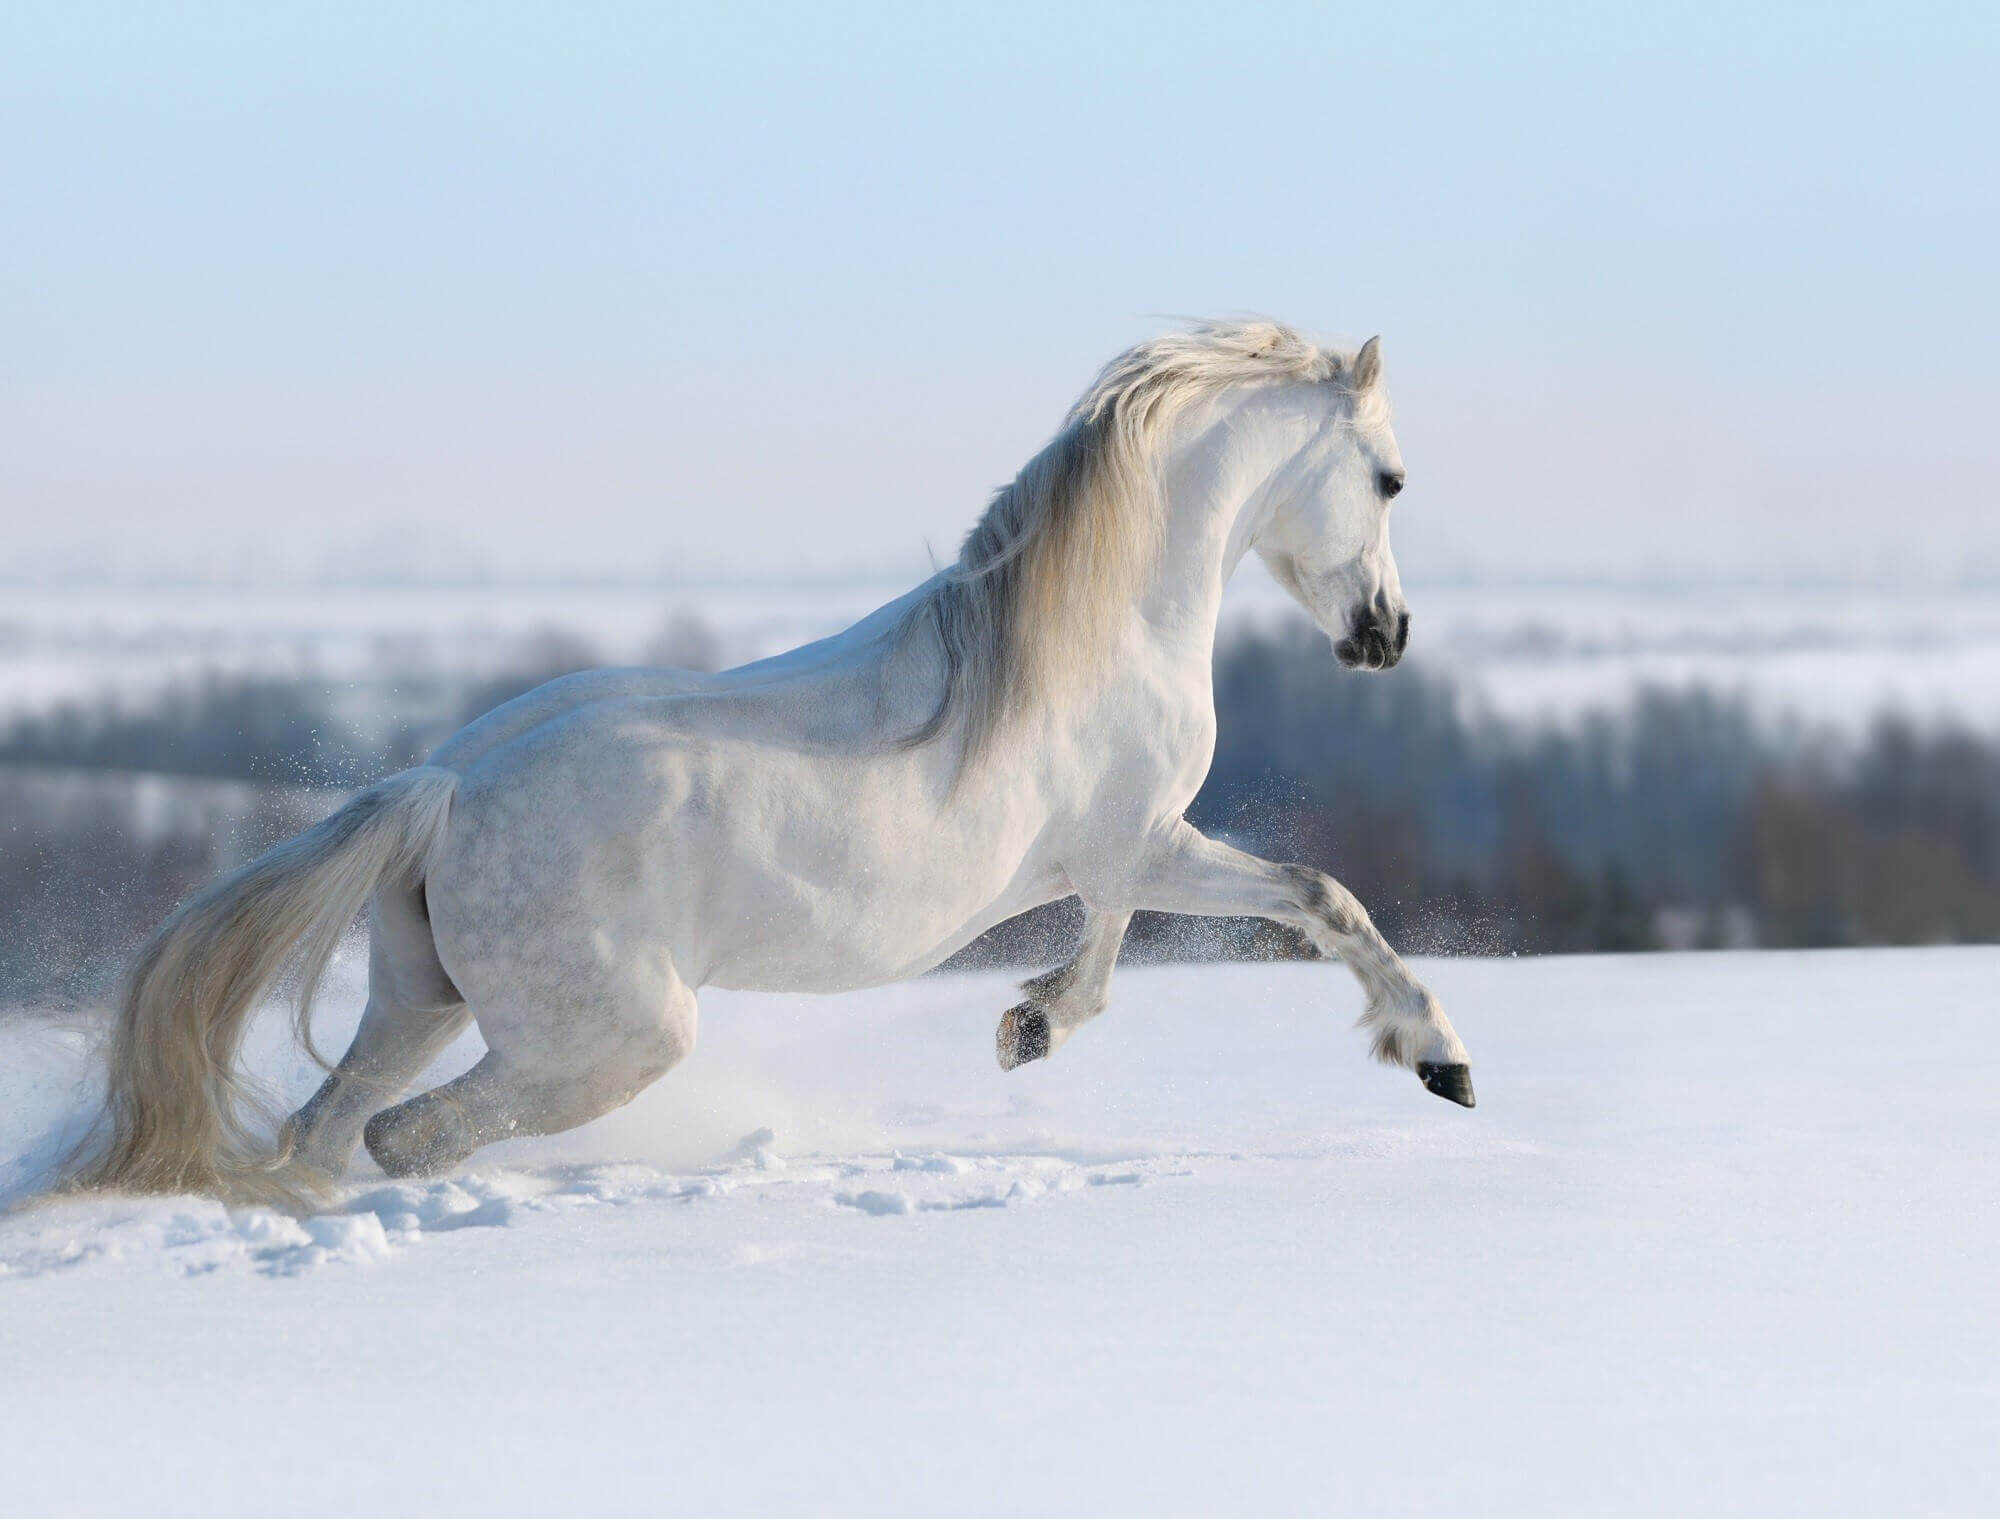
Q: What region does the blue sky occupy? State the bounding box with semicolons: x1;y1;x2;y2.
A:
3;2;1995;584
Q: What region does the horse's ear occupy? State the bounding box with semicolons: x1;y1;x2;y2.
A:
1351;336;1384;392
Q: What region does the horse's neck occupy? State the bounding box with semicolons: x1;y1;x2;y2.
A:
1135;394;1302;660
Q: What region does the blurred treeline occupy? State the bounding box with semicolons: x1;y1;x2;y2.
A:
5;620;1999;1003
963;625;2000;967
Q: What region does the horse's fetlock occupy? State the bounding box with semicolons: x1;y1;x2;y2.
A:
1021;962;1077;1007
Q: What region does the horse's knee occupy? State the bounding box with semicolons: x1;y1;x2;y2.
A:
1280;863;1360;936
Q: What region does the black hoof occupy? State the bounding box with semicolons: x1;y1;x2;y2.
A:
1416;1062;1476;1109
997;1003;1051;1071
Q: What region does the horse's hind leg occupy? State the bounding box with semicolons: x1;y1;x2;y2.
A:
362;963;698;1179
284;884;470;1179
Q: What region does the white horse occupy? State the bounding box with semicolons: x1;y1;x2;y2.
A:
73;320;1473;1204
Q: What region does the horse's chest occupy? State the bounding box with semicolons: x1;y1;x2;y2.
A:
1087;679;1217;819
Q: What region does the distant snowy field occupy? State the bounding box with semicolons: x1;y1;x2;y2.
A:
8;578;2000;733
3;951;1995;1516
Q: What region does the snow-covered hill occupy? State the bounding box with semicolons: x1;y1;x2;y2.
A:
3;950;1995;1515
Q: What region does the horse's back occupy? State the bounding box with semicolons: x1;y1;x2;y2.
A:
428;666;716;773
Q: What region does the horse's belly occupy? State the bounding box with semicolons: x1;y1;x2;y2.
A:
699;863;1064;994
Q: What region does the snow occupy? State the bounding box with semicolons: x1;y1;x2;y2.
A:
2;950;1996;1515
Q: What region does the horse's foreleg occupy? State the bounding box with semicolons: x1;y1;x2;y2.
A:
996;909;1131;1070
1119;823;1474;1106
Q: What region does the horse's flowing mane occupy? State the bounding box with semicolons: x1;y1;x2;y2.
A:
904;319;1350;770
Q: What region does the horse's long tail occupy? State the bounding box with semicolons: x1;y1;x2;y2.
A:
66;766;459;1204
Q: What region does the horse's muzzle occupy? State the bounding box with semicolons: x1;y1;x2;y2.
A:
1334;607;1410;671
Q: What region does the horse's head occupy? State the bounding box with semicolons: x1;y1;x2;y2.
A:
1253;336;1410;671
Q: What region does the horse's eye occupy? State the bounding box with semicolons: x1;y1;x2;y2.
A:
1377;469;1405;500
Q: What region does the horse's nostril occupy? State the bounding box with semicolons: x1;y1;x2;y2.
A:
1396;611;1411;653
